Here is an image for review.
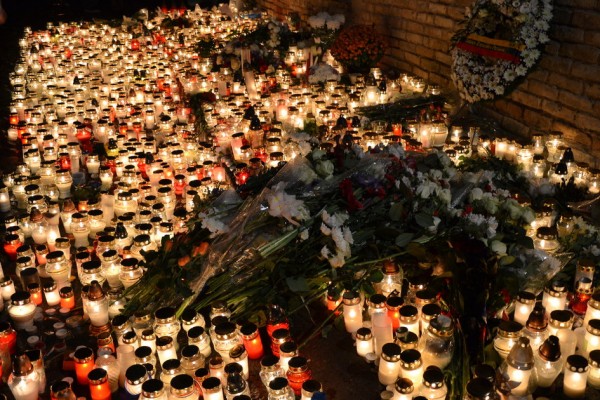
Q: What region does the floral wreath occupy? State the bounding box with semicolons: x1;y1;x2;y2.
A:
450;0;553;103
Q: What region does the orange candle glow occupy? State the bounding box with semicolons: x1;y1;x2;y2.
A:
9;113;19;126
59;287;75;309
27;284;43;306
88;368;111;400
74;347;95;385
240;323;264;360
386;296;403;330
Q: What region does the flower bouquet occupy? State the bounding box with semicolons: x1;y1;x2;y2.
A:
330;24;387;74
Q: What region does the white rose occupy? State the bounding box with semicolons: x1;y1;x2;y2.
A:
315;160;334;178
490;240;507;255
470;187;484;202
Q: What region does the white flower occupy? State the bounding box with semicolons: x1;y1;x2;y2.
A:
320;223;332;236
266;182;310;225
388;143;404;159
299;229;309;241
315;160;334;178
199;212;229;238
470;187;484;202
491;240;507;255
322;210;349;228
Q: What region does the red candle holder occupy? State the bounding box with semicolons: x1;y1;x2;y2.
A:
0;322;18;355
240;323;264;360
3;234;22;261
73;346;95;385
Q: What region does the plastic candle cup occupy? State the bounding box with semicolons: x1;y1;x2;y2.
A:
378;342;402;385
8;291;36;330
563;355;589;398
0;322;17;355
286;356;311;396
504;337;534;397
372;311;394;358
342;290;363;334
156;336;177;366
386;296;404;330
74;346;95;385
85;280;109;327
201;376;224;400
584;292;600;329
514;291;536;326
8;353;39;400
88;368;111;400
140;379;166;400
0;277;16;302
399;305;419;337
588;350;600;389
355;327;374;358
399;349;424;392
534;335;562;388
240;323;264;360
59;286;75;309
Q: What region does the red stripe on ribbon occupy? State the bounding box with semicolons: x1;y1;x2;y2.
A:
457;41;521;64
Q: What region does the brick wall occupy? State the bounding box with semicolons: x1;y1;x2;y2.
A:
257;0;600;164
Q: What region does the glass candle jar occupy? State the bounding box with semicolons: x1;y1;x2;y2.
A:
584;319;600;355
8;353;39;400
74;346;95;385
300;380;322;400
355;327;374;358
420;368;447;400
548;309;574;336
213;322;241;362
141;379;167;400
81;260;106;286
50;380;76;400
180;344;204;377
271;328;291;358
584;292;600;329
378;342;402;385
88;368;111;400
229;344;250;380
419;314;455;370
260;355;285;389
153;307;181;345
278;342;298;374
420;303;441;335
187;326;212;359
125;364;149;396
8;291;36;330
399;349;424;391
119;258;144;289
209;356;225;386
0;322;17;355
286;356;311;396
71;212;91;248
180;307;205;332
59;286;75;309
399;305;419;337
0;278;16;302
392;377;414;400
267;377;295;400
101;250;122;289
494;320;523;359
342;290;363;334
201;377;224;400
534;226;559;253
588;349;600;389
3;234;22;261
45;250;70;289
377;259;404;297
160;359;182;390
240;323;264;360
156;336;177;366
523;305;549;351
563;355;589;398
169;374;199;399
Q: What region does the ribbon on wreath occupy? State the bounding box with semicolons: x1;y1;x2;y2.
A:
456;34;525;64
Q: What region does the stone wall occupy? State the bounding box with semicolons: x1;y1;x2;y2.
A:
256;0;600;164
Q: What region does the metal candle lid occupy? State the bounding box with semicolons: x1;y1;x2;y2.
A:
538;335;561;362
423;368;445;389
395;377;414;394
566;354;589;373
507;337;534;370
549;310;573;329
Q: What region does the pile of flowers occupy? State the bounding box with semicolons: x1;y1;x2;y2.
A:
451;0;553;102
330;24;387;74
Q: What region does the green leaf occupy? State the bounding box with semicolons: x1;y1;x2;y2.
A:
395;232;414;247
389;203;404;222
286;277;310;293
369;269;384;283
413;235;434;244
415;213;434;229
406;242;429;260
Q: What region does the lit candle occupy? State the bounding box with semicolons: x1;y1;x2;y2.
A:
74;346;95;385
342;291;363;334
201;376;224;400
514;291;536;326
59;286;75;309
355;327;374;358
0;277;16;302
584;292;600;329
8;291;36;330
88;368;111;400
386;296;403;330
85;281;109;327
588;350;600;389
372;312;394;358
563;355;589;398
399;349;424;392
542;282;567;315
504;337;533;397
378;343;402;385
240;323;264;360
534;335;562;388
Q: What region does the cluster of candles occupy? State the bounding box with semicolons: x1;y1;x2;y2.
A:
328;254;600;399
445;128;600;193
2;297;326;399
